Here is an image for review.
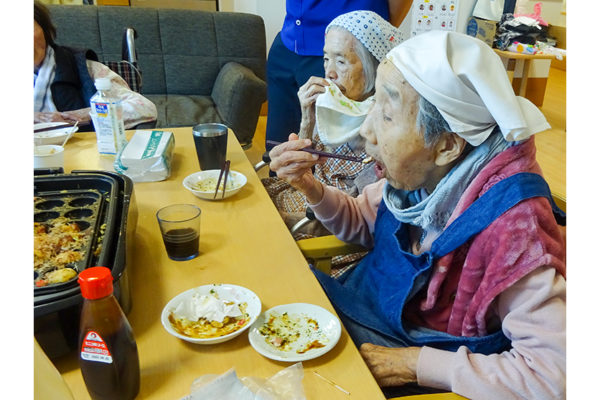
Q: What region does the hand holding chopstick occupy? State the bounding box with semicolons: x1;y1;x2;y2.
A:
214;160;231;199
266;140;367;163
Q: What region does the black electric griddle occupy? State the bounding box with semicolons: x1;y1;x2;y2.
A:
34;169;137;358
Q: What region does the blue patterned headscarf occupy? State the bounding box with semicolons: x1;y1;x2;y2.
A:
326;10;403;62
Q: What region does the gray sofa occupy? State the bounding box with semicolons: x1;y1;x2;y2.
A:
48;5;267;147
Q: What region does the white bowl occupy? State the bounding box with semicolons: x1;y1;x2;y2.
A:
183;170;247;200
161;284;261;344
34;145;64;169
34;122;78;146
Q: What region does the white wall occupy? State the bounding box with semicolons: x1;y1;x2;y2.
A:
218;0;286;55
515;0;566;27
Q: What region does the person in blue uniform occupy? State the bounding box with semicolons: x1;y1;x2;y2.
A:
265;1;411;148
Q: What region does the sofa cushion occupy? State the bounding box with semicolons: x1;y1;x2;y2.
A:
147;95;222;128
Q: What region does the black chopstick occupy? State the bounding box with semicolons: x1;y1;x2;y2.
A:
221;160;230;199
266;140;363;163
34;121;90;133
214;160;230;199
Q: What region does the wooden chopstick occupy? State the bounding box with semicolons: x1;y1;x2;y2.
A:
213;160;230;199
266;140;363;163
313;371;350;395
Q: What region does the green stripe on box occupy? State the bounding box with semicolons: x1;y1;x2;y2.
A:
141;131;163;159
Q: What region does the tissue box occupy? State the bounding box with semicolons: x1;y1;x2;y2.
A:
466;17;497;47
115;130;174;182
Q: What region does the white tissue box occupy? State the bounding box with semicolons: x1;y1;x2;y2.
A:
114;130;175;182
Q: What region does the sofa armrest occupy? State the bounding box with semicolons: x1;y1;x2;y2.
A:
212;62;266;147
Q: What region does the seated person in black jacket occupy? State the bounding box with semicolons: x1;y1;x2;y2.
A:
33;1;156;129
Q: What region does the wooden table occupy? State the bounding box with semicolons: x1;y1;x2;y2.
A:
52;127;385;399
493;49;555;98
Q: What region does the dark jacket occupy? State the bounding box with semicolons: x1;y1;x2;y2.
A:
50;45;98;112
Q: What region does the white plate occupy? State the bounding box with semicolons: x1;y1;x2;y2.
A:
248;303;342;362
161;284;261;344
34;122;79;146
183;170;247;200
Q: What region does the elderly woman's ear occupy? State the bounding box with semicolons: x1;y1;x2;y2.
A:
432;133;467;167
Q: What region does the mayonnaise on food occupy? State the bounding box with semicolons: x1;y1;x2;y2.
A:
173;292;242;323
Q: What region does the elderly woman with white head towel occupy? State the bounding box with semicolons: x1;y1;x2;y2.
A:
269;31;566;399
264;11;403;240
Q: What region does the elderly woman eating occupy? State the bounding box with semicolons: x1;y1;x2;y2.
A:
263;11;402;240
269;31;566;399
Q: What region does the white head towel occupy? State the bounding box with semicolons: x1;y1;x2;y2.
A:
385;31;550;146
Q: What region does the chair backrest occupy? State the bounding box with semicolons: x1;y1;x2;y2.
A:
48;5;266;97
104;27;143;92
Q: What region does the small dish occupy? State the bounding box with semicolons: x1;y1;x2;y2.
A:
34;122;79;146
248;303;342;362
183;170;247;200
161;284;261;344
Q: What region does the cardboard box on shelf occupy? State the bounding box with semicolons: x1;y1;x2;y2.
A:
466;16;497;47
130;0;216;11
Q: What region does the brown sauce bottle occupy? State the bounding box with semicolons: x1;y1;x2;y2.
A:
78;267;140;400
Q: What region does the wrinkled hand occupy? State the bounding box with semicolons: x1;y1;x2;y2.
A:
60;108;92;124
297;76;329;138
35;108;92;125
268;133;326;204
35;111;67;123
360;343;421;387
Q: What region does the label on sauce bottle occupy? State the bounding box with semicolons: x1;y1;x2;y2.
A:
80;330;113;364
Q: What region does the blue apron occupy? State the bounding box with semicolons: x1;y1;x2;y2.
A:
314;172;556;354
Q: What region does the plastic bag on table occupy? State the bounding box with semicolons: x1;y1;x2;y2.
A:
182;362;306;400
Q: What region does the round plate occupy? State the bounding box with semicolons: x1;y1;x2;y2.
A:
161;283;261;344
182;170;247;200
34;122;79;146
248;303;342;362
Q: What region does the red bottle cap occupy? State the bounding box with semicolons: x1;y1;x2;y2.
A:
78;266;114;299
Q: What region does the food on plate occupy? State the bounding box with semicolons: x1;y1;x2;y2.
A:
191;176;238;192
34;217;88;287
258;311;328;353
168;290;249;339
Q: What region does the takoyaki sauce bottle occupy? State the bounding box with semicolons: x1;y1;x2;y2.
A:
78;267;140;400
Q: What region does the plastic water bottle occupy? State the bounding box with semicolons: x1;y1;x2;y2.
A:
78;266;140;400
90;78;127;156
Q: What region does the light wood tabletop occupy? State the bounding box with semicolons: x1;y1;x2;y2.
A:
51;127;385;399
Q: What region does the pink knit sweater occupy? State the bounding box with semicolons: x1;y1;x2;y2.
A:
310;138;566;399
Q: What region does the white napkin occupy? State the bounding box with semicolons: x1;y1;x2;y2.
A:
173;292;242;323
315;80;374;147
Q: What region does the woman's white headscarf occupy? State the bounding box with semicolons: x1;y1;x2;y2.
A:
316;10;403;147
386;30;550;146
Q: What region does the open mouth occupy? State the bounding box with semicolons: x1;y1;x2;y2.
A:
373;160;386;180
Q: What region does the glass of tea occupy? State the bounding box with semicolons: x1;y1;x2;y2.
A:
192;123;228;171
156;204;201;261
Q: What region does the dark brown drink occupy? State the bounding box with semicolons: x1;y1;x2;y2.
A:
162;227;199;261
